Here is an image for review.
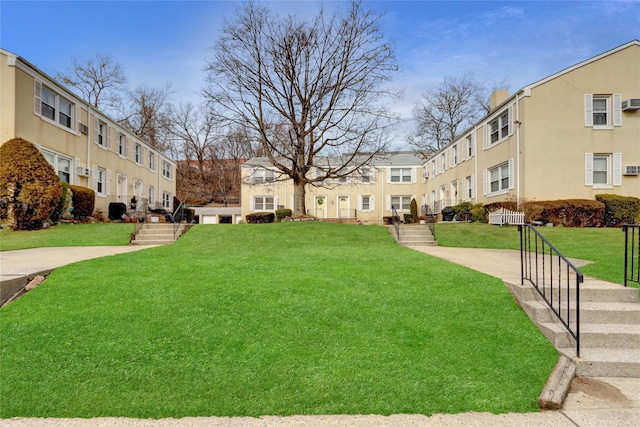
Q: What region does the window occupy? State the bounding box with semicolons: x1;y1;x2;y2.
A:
466;134;474;159
486;108;511;146
253;168;276;183
95;168;106;195
37;84;74;129
359;195;374;211
97;120;107;146
162;192;172;209
118;133;127;157
253;196;275;210
486;161;512;195
359;167;372;183
148;152;156;171
585;153;622;187
40;149;72;183
390;167;413;183
390;195;412;210
135;144;142;163
452;144;458;166
162;161;172;179
430;161;436;178
465;175;473;199
441;153;446;172
584;94;622;128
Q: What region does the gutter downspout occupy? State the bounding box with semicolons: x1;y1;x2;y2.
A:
515;93;522;210
86;105;91;185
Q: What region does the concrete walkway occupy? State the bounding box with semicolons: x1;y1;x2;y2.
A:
0;245;639;426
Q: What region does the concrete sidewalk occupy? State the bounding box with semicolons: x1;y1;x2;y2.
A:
0;245;639;426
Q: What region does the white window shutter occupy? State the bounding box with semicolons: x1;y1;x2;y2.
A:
75;105;81;132
274;196;279;209
386;168;391;183
125;137;130;158
386;195;391;211
250;197;254;211
470;173;475;198
93;166;99;191
584;94;593;127
411;167;417;183
613;153;622;186
106;170;111;195
483;124;488;149
483;169;488;195
370;195;375;211
107;126;112;149
94;118;99;144
613;94;622;126
585;153;594;186
508;105;514;136
508;159;514;190
34;80;42;115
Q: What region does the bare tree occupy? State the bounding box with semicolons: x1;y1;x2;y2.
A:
204;0;399;216
118;84;173;151
56;52;126;110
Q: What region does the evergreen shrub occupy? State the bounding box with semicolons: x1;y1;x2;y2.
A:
595;194;640;226
69;185;95;220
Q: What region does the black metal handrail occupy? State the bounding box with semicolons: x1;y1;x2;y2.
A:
519;224;584;357
172;202;185;241
391;206;400;241
421;204;436;239
623;224;640;287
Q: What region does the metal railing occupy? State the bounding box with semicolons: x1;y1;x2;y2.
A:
133;201;149;234
391;206;400;241
421;204;436;239
623;224;640;287
172;202;186;241
519;224;584;357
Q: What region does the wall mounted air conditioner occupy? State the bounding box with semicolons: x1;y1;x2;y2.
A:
77;167;91;177
423;173;429;179
621;99;640;111
78;123;89;134
624;165;639;175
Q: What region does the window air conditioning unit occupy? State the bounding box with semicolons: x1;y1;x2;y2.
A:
423;172;429;179
78;123;89;134
76;167;91;177
624;165;639;175
621;99;640;111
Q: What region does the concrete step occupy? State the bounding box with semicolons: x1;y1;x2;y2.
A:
513;280;638;303
558;347;640;377
540;322;640;349
523;300;640;324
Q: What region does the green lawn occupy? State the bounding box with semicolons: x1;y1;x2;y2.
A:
0;222;134;251
436;222;630;285
0;223;557;418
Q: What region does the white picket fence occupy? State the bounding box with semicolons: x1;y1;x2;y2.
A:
488;207;525;225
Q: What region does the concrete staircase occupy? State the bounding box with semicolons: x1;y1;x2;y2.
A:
388;224;437;247
506;278;640;377
130;223;193;245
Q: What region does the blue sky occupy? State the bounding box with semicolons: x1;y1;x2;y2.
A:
2;0;639;137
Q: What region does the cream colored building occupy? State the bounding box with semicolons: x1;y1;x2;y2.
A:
0;49;176;216
424;40;640;213
241;41;639;224
241;153;426;224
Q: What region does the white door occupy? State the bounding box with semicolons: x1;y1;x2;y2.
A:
315;196;326;219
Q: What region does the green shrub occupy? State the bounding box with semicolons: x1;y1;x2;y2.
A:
69;185;95;220
246;212;275;224
595;194;640;226
451;202;486;222
276;208;293;222
523;199;604;227
51;182;73;223
0;138;63;230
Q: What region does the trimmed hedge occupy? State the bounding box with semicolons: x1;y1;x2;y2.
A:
523;199;605;227
246;212;275;224
595;194;640;226
276;208;293;222
0;137;63;230
451;201;486;222
69;185;95;220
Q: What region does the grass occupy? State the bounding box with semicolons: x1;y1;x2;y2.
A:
0;223;558;418
0;222;134;251
435;222;630;285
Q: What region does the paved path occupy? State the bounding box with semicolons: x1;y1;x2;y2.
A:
0;245;639;426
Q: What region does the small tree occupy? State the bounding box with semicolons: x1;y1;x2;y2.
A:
0;138;63;230
410;198;418;224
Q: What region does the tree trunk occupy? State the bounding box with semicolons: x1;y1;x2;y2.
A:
293;179;306;217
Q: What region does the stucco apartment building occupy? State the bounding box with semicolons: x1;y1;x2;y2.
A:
242;40;639;224
0;49;176;215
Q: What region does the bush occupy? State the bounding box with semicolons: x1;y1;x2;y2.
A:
523;199;604;227
276;208;293;222
69;185;95;220
451;202;486;222
0;138;63;230
246;212;275;224
51;182;73;223
410;198;418;224
595;194;640;226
